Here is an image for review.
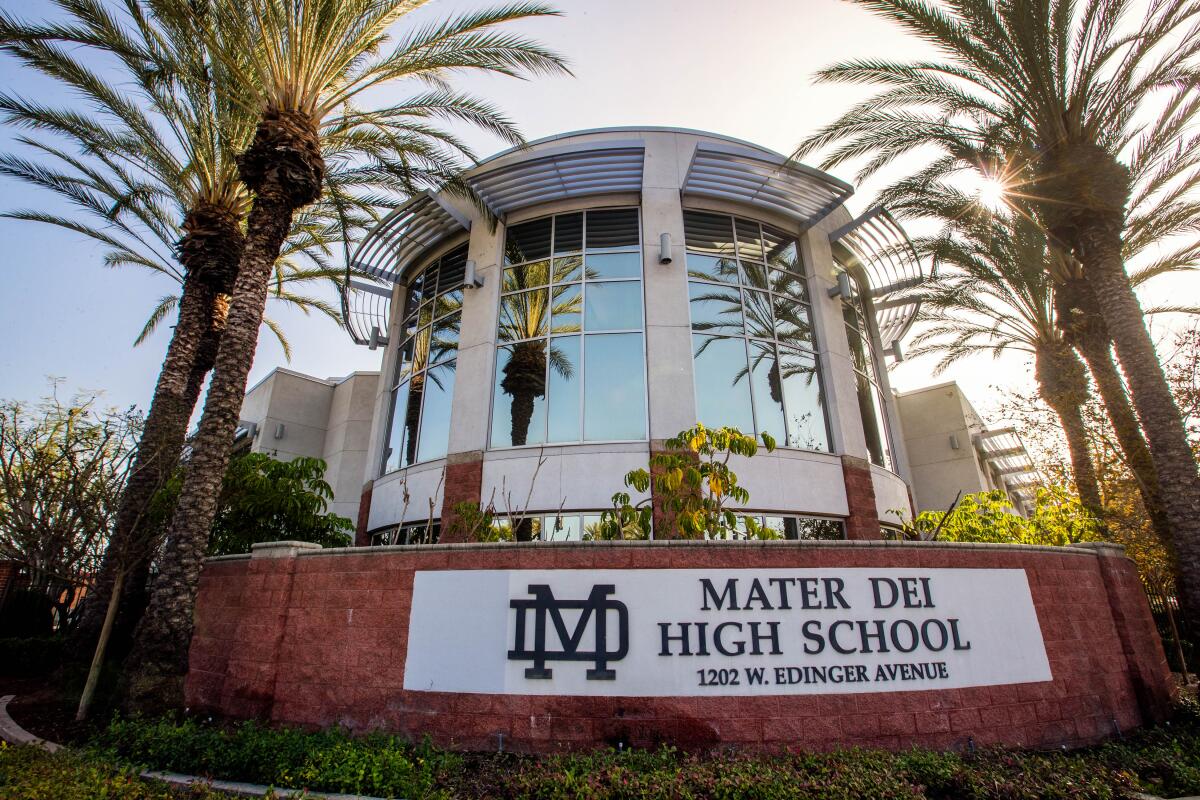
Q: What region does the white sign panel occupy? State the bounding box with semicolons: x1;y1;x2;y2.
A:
403;569;1051;696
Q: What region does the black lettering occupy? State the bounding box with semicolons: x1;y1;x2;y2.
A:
749;621;782;655
921;618;949;651
745;667;767;685
920;577;934;607
856;666;869;682
857;620;890;653
829;620;856;654
744;579;773;610
802;620;826;654
949;618;972;651
871;577;899;609
701;578;739;610
713;621;745;656
798;578;821;609
826;578;849;609
890;619;919;653
768;578;795;609
659;622;692;656
900;578;922;607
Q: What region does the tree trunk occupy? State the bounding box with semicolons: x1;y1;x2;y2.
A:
71;274;218;652
1056;278;1172;544
1035;343;1105;518
1083;231;1200;630
76;569;123;721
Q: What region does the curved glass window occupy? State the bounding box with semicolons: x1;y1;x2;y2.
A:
840;269;893;469
684;211;830;451
380;245;466;473
491;209;647;447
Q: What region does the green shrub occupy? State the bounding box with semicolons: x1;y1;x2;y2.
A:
0;741;236;799
98;716;459;798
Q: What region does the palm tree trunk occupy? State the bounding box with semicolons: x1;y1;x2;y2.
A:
1076;329;1173;544
1082;229;1200;629
72;274;219;652
1036;343;1105;518
123;110;323;714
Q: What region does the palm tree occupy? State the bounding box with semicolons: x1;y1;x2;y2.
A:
903;199;1106;517
795;0;1200;626
0;0;378;672
123;0;568;712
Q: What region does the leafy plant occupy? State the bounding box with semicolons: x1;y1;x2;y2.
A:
894;487;1099;545
594;425;776;540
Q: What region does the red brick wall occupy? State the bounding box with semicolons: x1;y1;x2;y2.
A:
438;452;484;542
186;541;1173;753
841;456;882;541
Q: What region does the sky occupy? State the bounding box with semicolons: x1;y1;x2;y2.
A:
0;0;1196;426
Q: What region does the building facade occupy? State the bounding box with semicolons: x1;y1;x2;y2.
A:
341;128;929;544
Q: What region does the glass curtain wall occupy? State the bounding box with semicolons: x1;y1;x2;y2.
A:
840;269;893;469
491;208;647;447
684;211;831;450
380;245;466;473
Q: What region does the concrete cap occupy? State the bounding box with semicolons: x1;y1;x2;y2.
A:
250;541;324;559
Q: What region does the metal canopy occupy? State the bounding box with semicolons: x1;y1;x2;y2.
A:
830;206;926;348
974;428;1040;505
466;139;645;218
681;142;853;232
341;191;469;346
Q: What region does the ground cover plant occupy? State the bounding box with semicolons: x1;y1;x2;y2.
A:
81;697;1200;800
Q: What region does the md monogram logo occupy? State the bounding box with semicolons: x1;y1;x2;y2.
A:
508;584;629;680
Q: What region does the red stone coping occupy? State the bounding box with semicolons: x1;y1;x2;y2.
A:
187;539;1173;754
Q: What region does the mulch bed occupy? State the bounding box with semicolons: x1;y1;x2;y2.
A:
3;673;106;746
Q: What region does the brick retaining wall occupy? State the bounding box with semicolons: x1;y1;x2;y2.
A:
185;540;1173;753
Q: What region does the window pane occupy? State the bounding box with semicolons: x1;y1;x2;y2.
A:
742;289;774;339
770;268;808;302
689;281;743;335
735;219;763;263
791;517;844;541
429;313;460;364
382;384;410;473
553;254;582;283
503;259;551;292
394;336;415;388
684;210;735;256
692;335;754;432
506;217;552;264
686;252;739;283
872;386;893;469
856;371;887;467
554;212;583;254
402;277;423;317
780;348;829;451
550;283;582;334
401;375;423;468
547;335;581;442
585;281;643;331
417;300;433;330
741;259;771;290
439;247;468;289
845;320;872;376
543;514;582;542
585;251;641;279
775;300;814;351
499;289;549;342
584;333;646;440
763;227;801;274
586;208;639;250
434;288;463;319
748;341;786;444
416;360;455;463
411;326;431;372
492;343;547;447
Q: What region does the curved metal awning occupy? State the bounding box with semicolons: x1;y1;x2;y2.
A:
681;142;854;232
830;206;926;348
466;139;645;218
341;191;470;346
974;428;1040;510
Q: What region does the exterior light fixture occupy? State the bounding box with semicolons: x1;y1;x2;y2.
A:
889;340;905;362
827;271;852;299
463;260;485;289
274;423;286;440
368;325;389;351
949;434;960;450
658;233;673;264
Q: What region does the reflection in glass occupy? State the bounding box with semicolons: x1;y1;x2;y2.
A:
689;282;743;335
542;514;582;541
586;252;641;279
735;218;763;263
554;212;583;254
584;334;646;441
779;348;829;451
687;253;739;283
763;228;801;273
499;289;549;342
382;384;410;473
493;343;547;447
550;283;582;333
547;335;581;442
585;208;639;250
402;372;424;468
742;289;774;338
693;335;754;432
505;217;552;264
585;281;642;331
856;371;887;467
748;341;786;444
429;312;460;364
504;259;551;292
774;299;814;351
553;254;582;283
416;361;455;462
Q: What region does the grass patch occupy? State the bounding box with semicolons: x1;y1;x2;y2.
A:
83;698;1200;799
0;741;237;799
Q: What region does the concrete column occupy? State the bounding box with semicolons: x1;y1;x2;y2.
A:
801;216;869;460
